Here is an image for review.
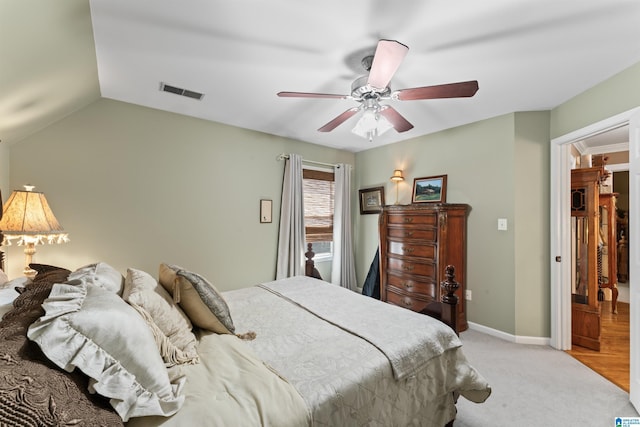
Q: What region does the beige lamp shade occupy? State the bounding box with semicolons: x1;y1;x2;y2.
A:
0;189;64;235
390;169;404;182
0;186;68;277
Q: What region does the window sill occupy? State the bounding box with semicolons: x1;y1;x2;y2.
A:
313;254;333;263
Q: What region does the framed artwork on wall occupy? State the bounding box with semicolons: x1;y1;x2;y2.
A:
412;175;447;203
359;186;385;214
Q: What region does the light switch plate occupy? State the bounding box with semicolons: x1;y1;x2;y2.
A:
498;218;508;231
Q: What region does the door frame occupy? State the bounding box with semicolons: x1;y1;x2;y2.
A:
550;107;639;350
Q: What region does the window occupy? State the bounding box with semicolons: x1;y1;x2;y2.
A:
303;168;334;258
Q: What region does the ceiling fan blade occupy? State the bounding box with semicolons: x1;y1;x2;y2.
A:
396;80;479;101
379;106;414;133
318;107;360;132
367;40;409;90
277;91;349;99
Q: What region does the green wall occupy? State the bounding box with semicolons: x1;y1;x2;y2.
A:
355;112;550;336
551;61;640;138
513;113;551;336
5;98;354;289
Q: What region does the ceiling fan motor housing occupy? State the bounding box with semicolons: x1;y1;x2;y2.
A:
351;75;391;100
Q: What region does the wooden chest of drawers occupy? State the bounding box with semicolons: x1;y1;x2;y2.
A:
378;204;469;332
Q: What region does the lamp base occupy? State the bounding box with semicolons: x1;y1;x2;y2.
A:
23;242;37;279
23;266;37;279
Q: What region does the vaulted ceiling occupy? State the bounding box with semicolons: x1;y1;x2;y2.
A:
2;0;640;152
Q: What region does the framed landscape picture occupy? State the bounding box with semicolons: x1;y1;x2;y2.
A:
359;186;385;214
412;175;447;203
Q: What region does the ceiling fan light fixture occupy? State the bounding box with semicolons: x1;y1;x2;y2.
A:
277;39;479;141
351;108;393;142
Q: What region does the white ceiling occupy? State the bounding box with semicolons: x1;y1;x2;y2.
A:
2;1;640;152
578;124;630;156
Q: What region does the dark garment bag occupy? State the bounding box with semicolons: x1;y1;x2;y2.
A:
361;248;380;299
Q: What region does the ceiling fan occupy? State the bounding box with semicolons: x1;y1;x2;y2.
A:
277;40;479;142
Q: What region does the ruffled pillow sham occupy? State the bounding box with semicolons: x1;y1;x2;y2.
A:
27;276;185;421
123;268;199;366
68;262;125;295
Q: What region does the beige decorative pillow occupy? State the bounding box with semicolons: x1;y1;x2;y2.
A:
159;263;235;334
123;268;199;366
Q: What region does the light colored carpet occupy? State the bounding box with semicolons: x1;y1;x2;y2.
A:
454;329;638;426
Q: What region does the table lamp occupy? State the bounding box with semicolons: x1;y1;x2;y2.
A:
0;185;69;278
390;169;404;205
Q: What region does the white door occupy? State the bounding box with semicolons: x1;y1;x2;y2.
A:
550;108;639;408
629;110;640;411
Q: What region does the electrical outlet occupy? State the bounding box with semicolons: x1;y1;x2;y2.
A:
465;290;472;301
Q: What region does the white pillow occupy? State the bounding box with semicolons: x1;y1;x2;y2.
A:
123;268;199;366
68;262;124;295
0;277;31;318
27;277;185;421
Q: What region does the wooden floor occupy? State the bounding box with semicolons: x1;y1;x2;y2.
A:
566;300;630;392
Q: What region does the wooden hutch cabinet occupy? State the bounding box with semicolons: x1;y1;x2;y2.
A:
570;165;620;351
378;204;469;332
570;167;602;351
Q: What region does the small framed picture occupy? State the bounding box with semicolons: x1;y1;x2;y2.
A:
359;186;385;214
260;199;272;223
412;175;447;203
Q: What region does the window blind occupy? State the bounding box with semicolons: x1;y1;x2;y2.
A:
303;169;334;242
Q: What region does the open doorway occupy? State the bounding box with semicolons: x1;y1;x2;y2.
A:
564;136;629;391
550;107;640;410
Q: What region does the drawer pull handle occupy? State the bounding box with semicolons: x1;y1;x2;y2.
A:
404;231;414;237
403;217;413;223
402;265;414;272
403;299;413;307
402;282;413;289
402;246;414;254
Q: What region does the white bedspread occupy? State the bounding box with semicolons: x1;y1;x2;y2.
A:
259;276;461;380
225;276;491;427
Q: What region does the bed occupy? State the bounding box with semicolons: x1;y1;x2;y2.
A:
0;256;490;427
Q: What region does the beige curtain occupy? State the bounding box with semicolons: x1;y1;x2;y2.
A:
276;154;305;279
331;164;357;290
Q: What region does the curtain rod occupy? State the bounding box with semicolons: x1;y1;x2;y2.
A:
277;153;338;169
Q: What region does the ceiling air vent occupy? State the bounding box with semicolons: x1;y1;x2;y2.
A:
159;82;204;100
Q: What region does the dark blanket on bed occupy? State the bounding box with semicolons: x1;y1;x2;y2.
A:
0;265;123;427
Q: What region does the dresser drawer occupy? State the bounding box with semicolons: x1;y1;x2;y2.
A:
388;227;437;241
388;240;436;258
387;213;437;226
385;289;433;312
387;273;437;299
387;257;435;277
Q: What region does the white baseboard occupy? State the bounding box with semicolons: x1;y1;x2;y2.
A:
467;321;551;346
